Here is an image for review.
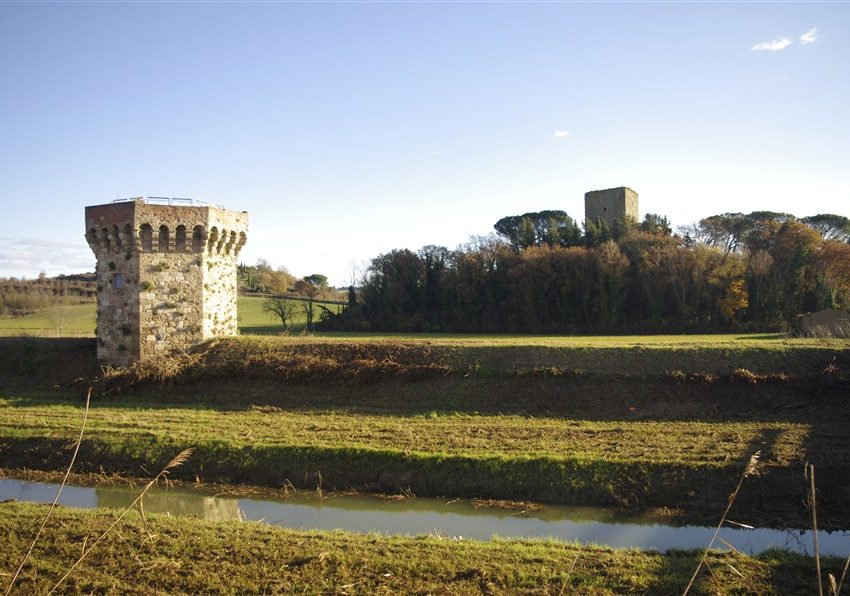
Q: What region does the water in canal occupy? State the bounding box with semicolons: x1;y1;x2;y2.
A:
2;477;846;556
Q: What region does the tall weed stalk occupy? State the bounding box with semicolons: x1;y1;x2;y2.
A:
3;387;92;596
682;451;760;596
45;448;194;595
807;463;824;596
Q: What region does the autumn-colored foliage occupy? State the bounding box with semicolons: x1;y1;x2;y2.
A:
327;212;850;333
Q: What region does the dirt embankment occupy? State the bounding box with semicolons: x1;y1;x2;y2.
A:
3;336;844;395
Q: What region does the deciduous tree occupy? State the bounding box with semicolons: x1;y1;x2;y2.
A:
262;298;298;330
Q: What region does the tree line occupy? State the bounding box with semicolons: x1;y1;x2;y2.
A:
238;260;344;331
0;273;96;316
320;210;850;333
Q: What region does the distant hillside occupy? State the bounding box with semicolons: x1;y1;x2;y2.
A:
0;273;96;315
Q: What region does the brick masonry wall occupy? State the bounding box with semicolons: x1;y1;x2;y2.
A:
86;200;247;366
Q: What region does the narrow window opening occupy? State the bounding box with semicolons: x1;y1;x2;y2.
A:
192;225;205;252
158;225;170;252
175;225;187;252
140;224;153;252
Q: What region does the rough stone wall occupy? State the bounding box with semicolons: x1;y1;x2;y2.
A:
85;202;141;366
584;187;639;227
201;207;248;337
203;252;239;336
138;252;204;361
85;200;247;366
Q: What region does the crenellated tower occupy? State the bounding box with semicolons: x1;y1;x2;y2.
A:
85;197;248;366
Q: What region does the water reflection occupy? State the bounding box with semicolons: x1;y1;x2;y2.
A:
96;487;241;521
1;478;846;557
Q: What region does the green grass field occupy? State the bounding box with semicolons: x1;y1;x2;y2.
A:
0;303;96;336
1;334;848;518
2;501;828;595
0;388;829;513
0;296;347;337
313;332;850;351
1;333;848;593
3;295;849;351
0;396;807;467
235;296;344;334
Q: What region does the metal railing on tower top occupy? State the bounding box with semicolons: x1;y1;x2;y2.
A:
111;196;224;209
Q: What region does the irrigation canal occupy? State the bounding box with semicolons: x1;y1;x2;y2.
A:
2;477;847;557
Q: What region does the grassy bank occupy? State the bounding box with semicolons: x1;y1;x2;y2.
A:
0;501;834;594
1;336;849;519
67;335;850;392
3;391;848;523
0;397;811;466
4;335;847;399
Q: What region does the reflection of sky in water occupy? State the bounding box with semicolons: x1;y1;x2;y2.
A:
1;478;846;556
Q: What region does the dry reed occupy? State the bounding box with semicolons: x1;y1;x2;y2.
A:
45;448;193;595
807;463;824;596
3;387;92;596
682;450;760;596
832;554;850;595
558;544;583;596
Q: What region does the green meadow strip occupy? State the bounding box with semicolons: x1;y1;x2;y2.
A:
0;433;754;507
0;501;835;595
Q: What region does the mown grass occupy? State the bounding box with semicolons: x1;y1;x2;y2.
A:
0;394;831;513
0;303;95;336
0;397;810;465
0;501;835;594
3;295;848;350
0;296;344;337
1;324;846;592
236;295;345;334
316;331;850;349
1;335;848;516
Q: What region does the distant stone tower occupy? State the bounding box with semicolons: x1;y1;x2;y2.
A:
584;187;638;227
85;197;248;366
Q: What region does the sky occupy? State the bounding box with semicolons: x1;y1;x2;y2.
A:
1;2;848;285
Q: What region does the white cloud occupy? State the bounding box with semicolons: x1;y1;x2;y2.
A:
799;27;818;45
752;28;818;52
752;37;793;52
553;130;571;138
0;237;93;278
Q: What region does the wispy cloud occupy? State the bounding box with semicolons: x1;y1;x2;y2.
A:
0;237;93;278
752;37;793;52
752;27;818;52
799;27;818;45
553;130;571;139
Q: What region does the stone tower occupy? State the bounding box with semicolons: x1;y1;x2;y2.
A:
85;197;248;366
584;187;638;227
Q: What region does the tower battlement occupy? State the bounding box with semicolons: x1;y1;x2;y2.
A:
85;198;248;366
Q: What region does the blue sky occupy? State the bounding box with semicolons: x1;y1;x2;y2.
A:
1;2;848;284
